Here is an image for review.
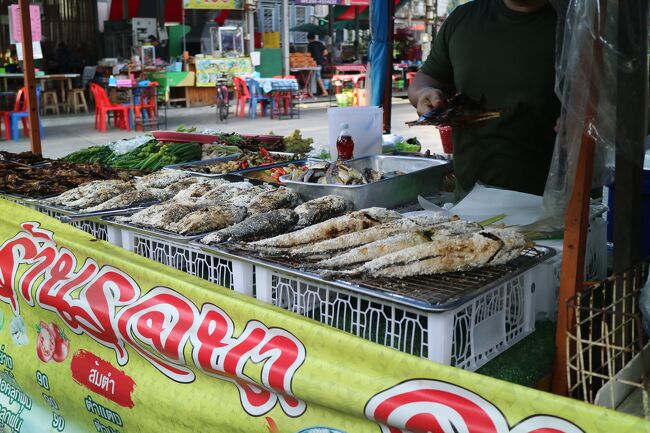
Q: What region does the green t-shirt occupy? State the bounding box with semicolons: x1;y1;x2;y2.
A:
420;0;560;196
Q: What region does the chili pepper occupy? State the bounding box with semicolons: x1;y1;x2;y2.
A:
241;160;249;169
259;147;270;157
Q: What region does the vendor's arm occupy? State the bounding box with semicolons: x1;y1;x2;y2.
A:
408;14;456;116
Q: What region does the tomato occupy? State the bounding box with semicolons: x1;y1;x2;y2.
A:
50;323;70;363
36;321;56;363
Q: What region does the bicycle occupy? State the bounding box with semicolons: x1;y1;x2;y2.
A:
215;72;232;122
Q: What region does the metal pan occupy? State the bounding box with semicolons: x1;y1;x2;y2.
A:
229;160;309;184
35;202;149;222
162;154;241;177
279;155;452;210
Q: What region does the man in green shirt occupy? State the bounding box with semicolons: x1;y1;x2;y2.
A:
408;0;560;196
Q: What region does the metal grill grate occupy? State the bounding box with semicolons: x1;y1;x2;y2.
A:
228;247;551;310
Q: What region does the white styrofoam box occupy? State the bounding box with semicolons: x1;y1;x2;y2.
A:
254;264;539;371
33;205;121;246
534;216;608;322
120;229;254;296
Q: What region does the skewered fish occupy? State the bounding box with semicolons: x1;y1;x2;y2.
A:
134;170;191;190
168;205;247;235
407;93;501;128
251;207;402;249
202;209;298;244
331;227;526;279
294;195;352;228
246;187;301;215
85;189;158;212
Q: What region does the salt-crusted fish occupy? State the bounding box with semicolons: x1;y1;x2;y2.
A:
334;227;526;279
202;209;298;244
294;195;352;229
172;181;220;203
156;177;203;199
251;207;402;249
246;187;301;215
288;217;464;259
315;231;432;269
84;189;158;212
46;180;133;208
168;205;247;235
135;170;191;190
118;202;202;230
198;181;259;204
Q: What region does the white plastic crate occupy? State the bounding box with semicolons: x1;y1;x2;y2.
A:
120;229;254;295
534;216;608;322
255;265;539;371
33;205;121;246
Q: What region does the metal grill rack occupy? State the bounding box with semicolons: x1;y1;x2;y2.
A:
33;204;121;244
210;245;554;370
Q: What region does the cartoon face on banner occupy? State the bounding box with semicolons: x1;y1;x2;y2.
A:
364;379;584;433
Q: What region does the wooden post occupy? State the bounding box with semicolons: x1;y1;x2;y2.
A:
18;0;42;155
550;0;606;396
382;0;395;133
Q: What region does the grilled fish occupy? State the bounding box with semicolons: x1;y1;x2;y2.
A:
168;205;247;235
45;180;132;206
53;180;134;209
198;181;259;204
202;209;298;244
315;231;432;269
288;216;461;259
294;195;352;229
337;227;526;279
157;177;203;199
118;202;202;229
246;187;301;215
172;180;221;203
135;170;191;190
251;207;402;249
84;189;158;212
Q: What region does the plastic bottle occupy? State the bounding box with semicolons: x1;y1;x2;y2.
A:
336;123;355;161
108;75;117;87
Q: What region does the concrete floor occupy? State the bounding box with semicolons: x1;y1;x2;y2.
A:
0;98;443;159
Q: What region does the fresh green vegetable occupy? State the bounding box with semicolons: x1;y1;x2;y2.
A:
394;137;421;153
283;130;314;155
176;124;197;133
62;146;115;164
314;150;331;161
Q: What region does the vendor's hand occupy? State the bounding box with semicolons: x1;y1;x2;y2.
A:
416;88;446;116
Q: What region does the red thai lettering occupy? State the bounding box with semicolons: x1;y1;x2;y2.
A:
19;246;57;305
0;235;39;314
117;287;197;383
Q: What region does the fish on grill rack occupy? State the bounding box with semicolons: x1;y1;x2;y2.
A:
84;189;158;212
201;209;299;244
251;207;402;249
168;205;248;235
117;202;203;230
286;215;462;260
134;170;191;190
246;187;302;215
326;227;527;279
294;195;352;229
45;180;134;209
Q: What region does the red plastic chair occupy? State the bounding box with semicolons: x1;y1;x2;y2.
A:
233;77;250;118
0;87;28;140
90;83;130;132
133;83;158;129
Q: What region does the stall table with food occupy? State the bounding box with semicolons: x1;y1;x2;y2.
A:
0;125;600;374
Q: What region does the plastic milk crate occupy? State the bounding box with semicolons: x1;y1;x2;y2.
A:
33;205;121;245
254;261;544;371
119;229;254;295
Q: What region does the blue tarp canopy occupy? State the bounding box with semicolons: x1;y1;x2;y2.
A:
369;0;389;107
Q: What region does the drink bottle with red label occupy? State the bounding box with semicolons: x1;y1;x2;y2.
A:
336;123;355;161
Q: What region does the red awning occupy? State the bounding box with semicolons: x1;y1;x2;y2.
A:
165;0;184;23
109;0;141;20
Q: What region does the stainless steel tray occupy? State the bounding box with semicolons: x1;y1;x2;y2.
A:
279;155;451;210
162;154;241;177
101;216;206;243
192;241;555;312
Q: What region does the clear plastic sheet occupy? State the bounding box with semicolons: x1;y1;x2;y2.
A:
539;0;647;226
